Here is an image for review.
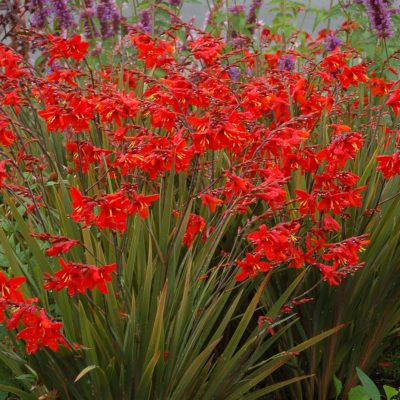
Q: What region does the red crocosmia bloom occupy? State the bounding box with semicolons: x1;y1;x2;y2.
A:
2;89;24;114
295;190;316;215
172;133;194;173
38;105;75;132
150;106;177;132
316;263;344;286
376;151;400;178
0;45;27;78
247;223;300;263
199;193;223;212
0;117;16;146
46;240;80;257
7;304;69;353
189;35;224;65
130;193;159;218
320;51;348;72
44;258;116;296
254;183;287;210
47;68;79;86
328;124;351;134
66;142;112;173
322;235;370;266
130;34;174;68
48;34;89;64
44;259;84;296
96;191;131;231
346;186;367;208
70;187;97;227
322;213;341;232
82;263;116;294
337;65;368;90
94;92;139;126
318;132;363;169
369;73;390;97
0;271;26;306
386;89;400;116
224;172;254;199
235;253;271;282
317;191;348;215
183;213;206;247
0;160;9;188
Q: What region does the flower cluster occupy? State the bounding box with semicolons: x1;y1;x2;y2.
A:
363;0;396;38
44;259;116;296
0;272;69;353
1;23;399;355
25;0;121;37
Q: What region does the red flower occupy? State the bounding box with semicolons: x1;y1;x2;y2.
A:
70;187;97;227
235;253;271;281
38;106;74;132
48;35;88;64
0;160;9;188
317;192;348;215
337;65;368;90
183;214;206;247
386;89;400;116
199;193;223;212
316;263;344;286
189;35;224;65
295;190;316;215
130;34;174;68
46;239;80;257
0;272;26;321
318;132;364;170
150;107;177;133
224;172;254;200
376;151;400;178
0;117;16;146
247;223;300;263
129;193;159;219
44;258;116;296
66;142;112;173
47;68;79;86
258;315;275;335
96;191;130;231
322;235;370;266
7;304;69;353
322;214;341;232
83;262;116;294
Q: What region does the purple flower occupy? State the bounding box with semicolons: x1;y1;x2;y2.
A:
27;0;51;28
364;0;394;38
229;4;245;15
247;0;263;33
81;0;97;39
325;33;342;51
96;0;121;38
228;66;241;81
138;9;152;34
168;0;182;6
50;0;74;30
278;55;295;72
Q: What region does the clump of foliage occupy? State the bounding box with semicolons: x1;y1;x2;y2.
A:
0;0;400;399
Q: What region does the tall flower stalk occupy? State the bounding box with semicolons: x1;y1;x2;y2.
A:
364;0;394;38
